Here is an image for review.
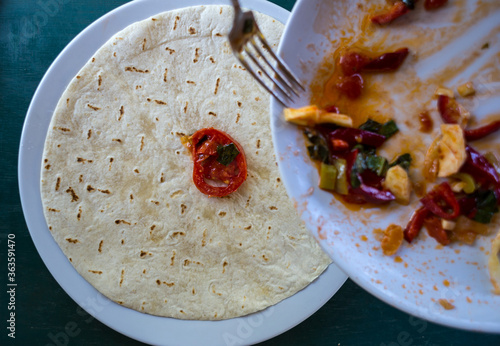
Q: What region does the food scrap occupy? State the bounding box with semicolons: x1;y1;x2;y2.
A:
287;111;411;206
370;0;448;25
489;231;500;295
438;298;455;310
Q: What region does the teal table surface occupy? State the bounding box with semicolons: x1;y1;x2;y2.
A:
1;0;500;345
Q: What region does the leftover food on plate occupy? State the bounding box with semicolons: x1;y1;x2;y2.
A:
284;0;500;294
40;5;331;320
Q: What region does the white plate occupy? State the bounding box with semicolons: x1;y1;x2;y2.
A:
18;0;347;345
271;0;500;333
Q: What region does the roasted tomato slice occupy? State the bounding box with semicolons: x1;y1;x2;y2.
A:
189;128;247;197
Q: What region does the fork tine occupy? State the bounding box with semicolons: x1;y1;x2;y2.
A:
236;53;291;107
249;38;299;98
242;45;295;103
256;32;305;92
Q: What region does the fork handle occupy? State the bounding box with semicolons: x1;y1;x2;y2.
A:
230;0;241;12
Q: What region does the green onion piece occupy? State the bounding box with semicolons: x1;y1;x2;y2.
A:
355;152;367;172
473;190;499;224
333;158;349;195
366;155;388;176
473;209;496;224
359;119;382;133
216;143;240;166
359;118;399;138
319;163;338;190
307;144;329;163
304;129;324;146
389;153;412;171
379;120;399;138
451;173;476;194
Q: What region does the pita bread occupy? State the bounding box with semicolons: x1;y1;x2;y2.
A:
40;5;331;320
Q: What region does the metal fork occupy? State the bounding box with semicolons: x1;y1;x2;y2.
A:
228;0;305;107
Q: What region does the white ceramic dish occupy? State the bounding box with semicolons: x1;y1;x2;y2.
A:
271;0;500;333
18;0;348;345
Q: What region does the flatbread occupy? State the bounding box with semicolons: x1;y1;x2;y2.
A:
40;5;331;320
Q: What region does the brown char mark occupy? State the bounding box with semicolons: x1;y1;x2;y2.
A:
55;177;61;191
65;187;79;202
125;66;150;73
214;78;220;95
193;48;200;63
173;15;180;30
118;106;124;121
87;104;101;111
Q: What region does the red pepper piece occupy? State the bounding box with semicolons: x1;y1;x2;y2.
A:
424;0;448;10
458;196;477;219
460;145;500;186
371;1;410;25
328;128;387;148
423;215;450;246
342;193;367;205
464;120;500;141
359;170;384;190
352;184;396;204
335;74;364;99
404;207;429;243
345;149;359;183
331;139;350;152
342;150;367;205
363;48;409;72
420;182;460;220
339;52;371;76
325;105;340;113
437;95;461;124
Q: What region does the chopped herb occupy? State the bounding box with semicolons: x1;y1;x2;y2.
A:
473;190;498;224
379;120;399;138
389;153;412;171
307;144;329;163
305;129;329;163
304;129;325;146
366;155;388;176
216;143;240;166
359;119;382;133
352;144;376;155
359;118;399;138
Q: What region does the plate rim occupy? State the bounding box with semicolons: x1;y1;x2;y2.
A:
271;0;500;334
17;0;348;345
